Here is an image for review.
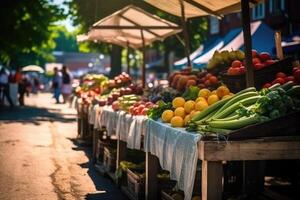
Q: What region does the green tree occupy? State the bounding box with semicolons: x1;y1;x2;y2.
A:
0;0;64;67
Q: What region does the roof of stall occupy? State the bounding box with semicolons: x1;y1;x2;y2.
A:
82;5;182;49
144;0;260;18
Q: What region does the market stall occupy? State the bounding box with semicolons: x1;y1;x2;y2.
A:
74;1;300;200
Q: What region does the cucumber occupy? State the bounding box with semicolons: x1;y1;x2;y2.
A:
212;114;240;121
212;91;258;118
286;85;300;96
281;81;294;91
208;114;260;130
269;83;281;90
191;97;232;122
213;95;260;119
195;110;217;125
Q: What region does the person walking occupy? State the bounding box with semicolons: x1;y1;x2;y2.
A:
61;65;72;104
14;67;26;106
52;67;62;104
0;68;14;107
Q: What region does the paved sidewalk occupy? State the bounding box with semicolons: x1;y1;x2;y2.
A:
0;93;127;200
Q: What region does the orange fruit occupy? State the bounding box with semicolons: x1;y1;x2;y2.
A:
161;110;174;123
172;97;185;108
184;100;195;113
195;101;208;111
171;116;184;127
207;94;219;105
198;88;211;99
174;107;186;118
216;86;230;98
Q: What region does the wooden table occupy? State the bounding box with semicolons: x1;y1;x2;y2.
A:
145;136;300;200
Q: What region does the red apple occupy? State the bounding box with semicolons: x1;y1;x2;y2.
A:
259;52;271;62
209;76;218;84
293;67;300;74
128;106;135;114
145;102;154;108
239;66;246;74
204;79;211;86
124;88;133;95
254;63;265;70
276;72;286;78
231;60;242;68
252;50;259;58
252;58;261;65
264;60;276;66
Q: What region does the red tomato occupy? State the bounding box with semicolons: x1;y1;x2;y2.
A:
209;76;218;84
284;76;295;82
252;49;259;58
259;52;271;62
274;77;285;85
141;108;149;115
263;83;272;88
231;60;242;68
293;69;300;82
276;72;286;78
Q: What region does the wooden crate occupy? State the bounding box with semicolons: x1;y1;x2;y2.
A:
103;146;117;172
221;57;293;93
126;168;145;200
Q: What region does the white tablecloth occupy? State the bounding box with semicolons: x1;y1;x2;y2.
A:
98;106;118;136
115;111;147;150
145;119;201;200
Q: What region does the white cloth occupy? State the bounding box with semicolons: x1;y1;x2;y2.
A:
116;111;133;142
145;119;201;200
98;106;118;136
127;115;147;149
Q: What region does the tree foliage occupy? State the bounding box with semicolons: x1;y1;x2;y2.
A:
0;0;64;67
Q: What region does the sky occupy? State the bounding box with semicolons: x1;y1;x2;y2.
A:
52;0;76;32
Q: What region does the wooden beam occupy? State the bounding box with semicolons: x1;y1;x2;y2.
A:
119;15;163;39
145;152;158;200
202;161;223;200
199;137;300;161
241;0;254;87
179;0;192;67
92;25;181;30
141;30;146;88
184;0;222;18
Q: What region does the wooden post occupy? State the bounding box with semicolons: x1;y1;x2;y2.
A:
241;0;254;87
141;29;146;88
275;30;284;60
145;152;158;200
179;0;192;67
202;161;223;200
117;140;127;169
127;41;131;75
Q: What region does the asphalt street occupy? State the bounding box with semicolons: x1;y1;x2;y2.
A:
0;93;127;200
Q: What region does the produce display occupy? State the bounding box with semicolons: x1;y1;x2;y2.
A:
187;82;300;134
226;50;276;75
263;66;300;88
156;85;234;127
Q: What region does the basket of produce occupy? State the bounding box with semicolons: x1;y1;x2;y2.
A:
126;168;145;200
220;51;293;93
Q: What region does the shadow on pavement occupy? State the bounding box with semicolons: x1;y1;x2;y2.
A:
67;138;128;200
0;106;76;124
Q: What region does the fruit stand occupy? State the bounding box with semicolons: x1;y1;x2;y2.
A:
73;1;300;200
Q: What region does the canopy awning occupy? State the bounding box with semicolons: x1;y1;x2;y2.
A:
192;21;275;68
81;5;182;49
144;0;259;18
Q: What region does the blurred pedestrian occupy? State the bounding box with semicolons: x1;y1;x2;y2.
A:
52;67;62;104
32;77;40;94
61;65;72;104
14;67;26;106
0;68;14;107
